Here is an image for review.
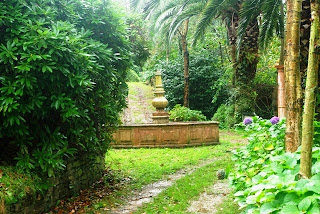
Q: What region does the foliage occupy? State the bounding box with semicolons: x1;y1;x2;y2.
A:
126;14;151;73
212;104;236;129
233;148;320;213
126;70;141;82
0;0;130;176
230;117;286;192
169;104;206;122
0;166;44;205
230;117;320;213
161;49;229;118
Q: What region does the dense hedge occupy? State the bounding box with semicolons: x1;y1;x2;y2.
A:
0;0;130;176
161;50;228;118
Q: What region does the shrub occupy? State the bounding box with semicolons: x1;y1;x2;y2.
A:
169;104;206;122
0;0;130;176
212;104;235;129
230;117;320;213
233;148;320;213
230;117;286;192
161;50;229;118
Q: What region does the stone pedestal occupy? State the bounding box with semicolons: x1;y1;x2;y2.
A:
152;71;169;124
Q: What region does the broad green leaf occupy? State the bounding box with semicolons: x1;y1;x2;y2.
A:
298;197;312;212
307;202;320;214
284;193;300;203
260;202;276;214
280;204;300;214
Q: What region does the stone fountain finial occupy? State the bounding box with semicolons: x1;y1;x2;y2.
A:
152;70;169;124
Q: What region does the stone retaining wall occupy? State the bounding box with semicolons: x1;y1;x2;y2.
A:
112;121;219;148
6;154;105;214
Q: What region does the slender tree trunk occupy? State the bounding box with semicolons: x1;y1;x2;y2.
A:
300;0;320;179
300;0;311;78
284;0;303;152
226;12;239;87
181;19;190;107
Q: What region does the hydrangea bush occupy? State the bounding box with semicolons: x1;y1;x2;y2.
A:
231;117;320;213
230;117;286;191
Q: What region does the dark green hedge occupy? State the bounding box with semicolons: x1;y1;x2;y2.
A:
161;50;229;118
0;0;130;176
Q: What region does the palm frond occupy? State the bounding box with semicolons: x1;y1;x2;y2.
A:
193;0;227;45
259;0;283;50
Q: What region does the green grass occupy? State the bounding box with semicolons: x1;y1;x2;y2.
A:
134;157;231;213
89;130;247;213
216;193;242;214
105;140;242;190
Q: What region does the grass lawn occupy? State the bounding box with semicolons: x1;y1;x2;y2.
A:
88;130;246;213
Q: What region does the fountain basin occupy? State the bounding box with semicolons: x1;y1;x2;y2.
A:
112;121;219;148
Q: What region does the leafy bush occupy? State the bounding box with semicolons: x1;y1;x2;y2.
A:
169;104;206;122
230;117;286;192
212;104;236;129
127;69;141;82
230;117;320;213
234;148;320;213
160;50;229;118
0;0;130;176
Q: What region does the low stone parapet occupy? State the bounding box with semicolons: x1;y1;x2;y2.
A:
112;121;219;148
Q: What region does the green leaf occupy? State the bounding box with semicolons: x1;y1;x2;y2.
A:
280;204;300;214
264;143;274;151
298;197;312;212
260;202;276;214
284;193;300;204
307;202;320;214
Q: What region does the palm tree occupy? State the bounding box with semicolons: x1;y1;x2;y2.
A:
192;0;260;122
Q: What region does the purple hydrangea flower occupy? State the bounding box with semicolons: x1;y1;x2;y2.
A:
270;116;280;125
243;118;253;125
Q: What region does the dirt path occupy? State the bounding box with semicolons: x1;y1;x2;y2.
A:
109;158;218;214
187;181;231;213
121;82;155;124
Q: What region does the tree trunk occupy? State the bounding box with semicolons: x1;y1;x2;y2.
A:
300;0;320;179
226;12;239;87
181;19;190;107
233;18;259;122
284;0;303;152
300;0;311;80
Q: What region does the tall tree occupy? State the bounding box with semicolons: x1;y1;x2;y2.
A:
284;0;303;152
300;0;320;178
194;0;260;122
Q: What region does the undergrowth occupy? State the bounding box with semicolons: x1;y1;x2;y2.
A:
0;166;45;206
231;117;320;213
